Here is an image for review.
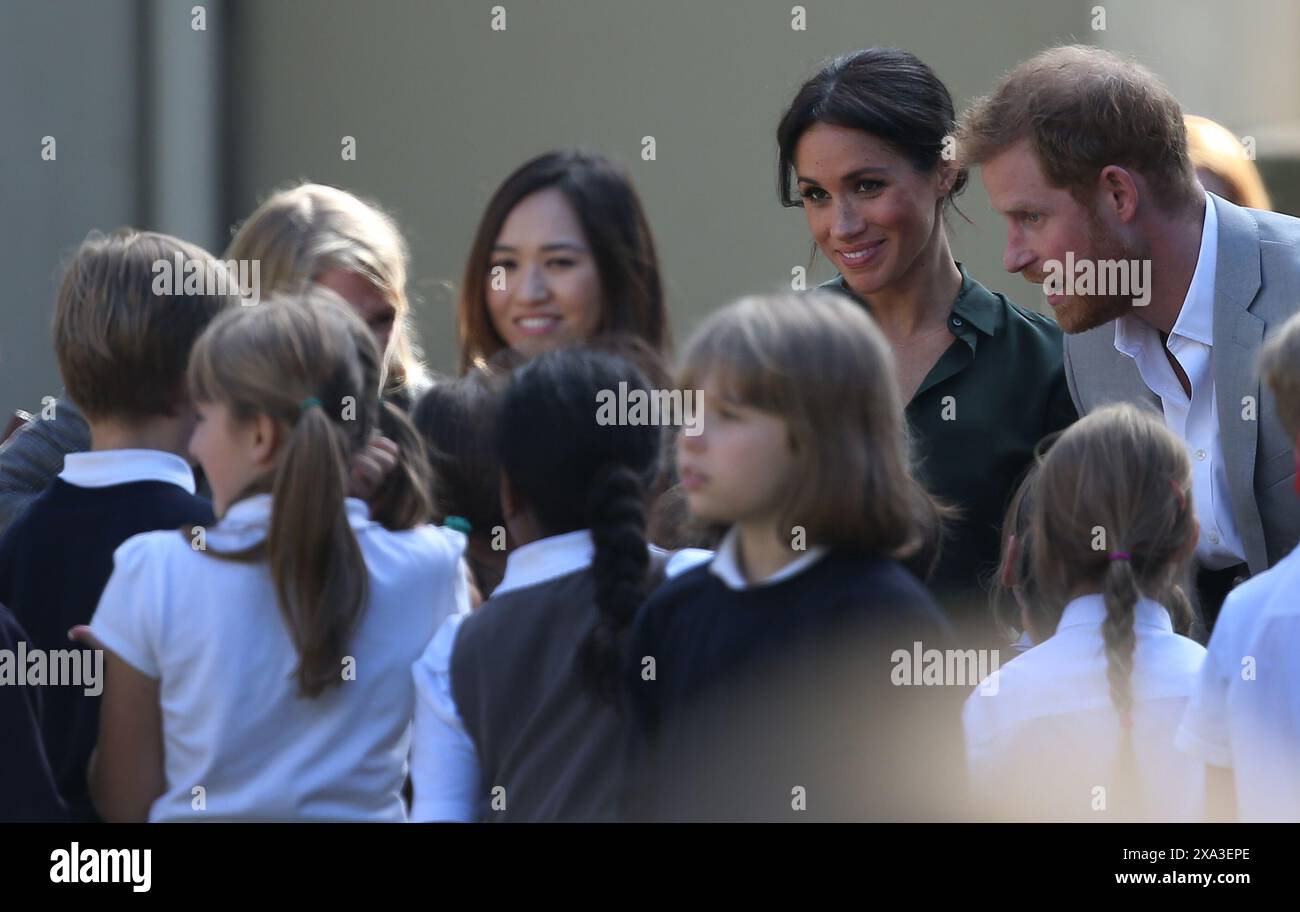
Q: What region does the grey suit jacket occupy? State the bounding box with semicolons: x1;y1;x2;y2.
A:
1063;193;1300;576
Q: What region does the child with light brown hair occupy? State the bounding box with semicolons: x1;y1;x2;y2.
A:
82;289;467;822
0;228;234;820
622;290;965;822
965;403;1206;821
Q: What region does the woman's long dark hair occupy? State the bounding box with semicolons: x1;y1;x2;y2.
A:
495;348;661;704
457;149;669;372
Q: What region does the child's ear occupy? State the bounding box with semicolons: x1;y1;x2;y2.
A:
498;471;518;520
1019;605;1038;645
249;412;281;467
999;534;1020;589
1183;516;1202;562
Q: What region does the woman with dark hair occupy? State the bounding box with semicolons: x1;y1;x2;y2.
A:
456;149;669;373
776;48;1076;647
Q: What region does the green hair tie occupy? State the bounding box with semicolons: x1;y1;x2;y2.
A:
445;515;472;534
299;396;323;413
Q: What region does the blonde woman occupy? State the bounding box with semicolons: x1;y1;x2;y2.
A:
1185;114;1272;210
227;182;432;409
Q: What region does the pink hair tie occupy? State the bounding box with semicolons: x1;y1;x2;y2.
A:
1108;551;1132;562
1120;711;1134;730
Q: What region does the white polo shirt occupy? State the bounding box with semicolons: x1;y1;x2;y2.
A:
91;493;469;822
1113;194;1245;570
963;593;1206;820
1176;544;1300;821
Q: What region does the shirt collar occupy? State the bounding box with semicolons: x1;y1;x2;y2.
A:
1115;191;1217;354
494;528;595;596
1055;592;1175;634
708;526;828;591
217;493;372;537
59;449;197;494
825;262;1001;346
1170;192;1217;346
948;262;1002;341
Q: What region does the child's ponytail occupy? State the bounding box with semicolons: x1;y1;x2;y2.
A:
1101;551;1141;816
494;348;662;706
269;401;369;698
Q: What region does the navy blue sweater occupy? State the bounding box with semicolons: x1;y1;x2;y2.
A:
0;479;213;821
0;603;67;821
622;550;969;821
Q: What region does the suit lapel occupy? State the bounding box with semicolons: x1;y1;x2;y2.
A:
1211;195;1268;573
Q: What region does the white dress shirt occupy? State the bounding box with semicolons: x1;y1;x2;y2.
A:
59;448;197;493
963;593;1206;820
409;530;710;822
1176;543;1300;821
91;493;469;821
1113;194;1245;570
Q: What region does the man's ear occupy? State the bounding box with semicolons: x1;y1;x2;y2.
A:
1097;165;1140;224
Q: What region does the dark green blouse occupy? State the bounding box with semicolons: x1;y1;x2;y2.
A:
821;264;1077;642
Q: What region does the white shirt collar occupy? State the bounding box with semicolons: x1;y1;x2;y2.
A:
494;529;595;596
1055;592;1174;634
708;526;829;591
1115;192;1217;356
59;449;197;494
217;492;372;539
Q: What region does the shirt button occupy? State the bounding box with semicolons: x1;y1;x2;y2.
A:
1209;531;1221;545
1195;448;1207;461
951;317;963;327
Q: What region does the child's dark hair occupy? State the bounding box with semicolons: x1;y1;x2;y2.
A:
411;373;507;593
412;373;504;530
495;348;662;704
